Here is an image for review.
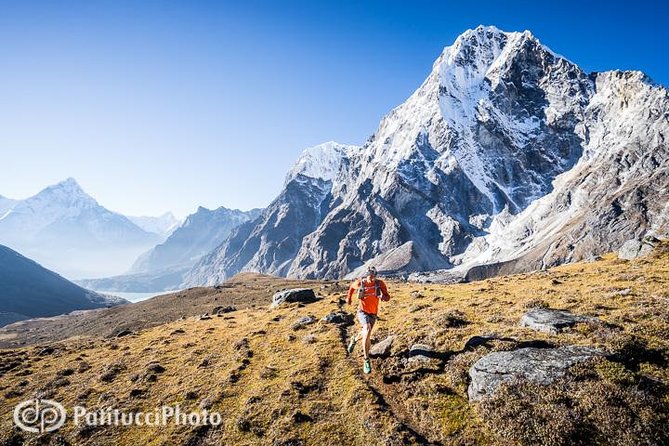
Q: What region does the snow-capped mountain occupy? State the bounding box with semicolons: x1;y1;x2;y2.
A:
183;142;358;285
0;178;161;279
128;212;181;239
78;205;262;292
0;244;127;327
184;26;669;284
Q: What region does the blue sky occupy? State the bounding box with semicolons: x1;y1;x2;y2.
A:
1;0;667;218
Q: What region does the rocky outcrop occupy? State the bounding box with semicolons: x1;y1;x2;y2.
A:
270;289;318;309
519;309;593;334
370;336;395;358
321;312;353;326
408;343;437;363
291;316;316;330
618;236;660;260
468;346;603;401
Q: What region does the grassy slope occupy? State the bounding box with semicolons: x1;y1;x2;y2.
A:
0;245;668;445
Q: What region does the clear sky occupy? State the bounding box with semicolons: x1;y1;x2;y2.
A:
1;0;667;218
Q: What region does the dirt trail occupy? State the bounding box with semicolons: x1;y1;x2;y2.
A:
336;300;443;446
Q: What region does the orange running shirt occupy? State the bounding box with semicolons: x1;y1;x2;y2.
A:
347;278;390;315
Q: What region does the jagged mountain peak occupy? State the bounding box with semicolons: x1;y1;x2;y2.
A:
48;177;85;192
33;177;98;208
188;205;250;221
286;141;359;183
361;25;594;214
437;25;558;74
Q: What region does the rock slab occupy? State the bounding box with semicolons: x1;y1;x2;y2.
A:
369;336;395;358
292;316;316;330
408;343;436;363
618;237;658;260
468;345;602;401
520;308;592;334
270;289;317;308
321;311;353;326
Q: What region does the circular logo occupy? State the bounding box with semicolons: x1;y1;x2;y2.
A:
13;399;66;433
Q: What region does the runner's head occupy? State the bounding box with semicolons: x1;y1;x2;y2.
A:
366;266;377;280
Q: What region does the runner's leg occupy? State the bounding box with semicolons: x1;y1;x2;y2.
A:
364;316;376;358
362;316;376;359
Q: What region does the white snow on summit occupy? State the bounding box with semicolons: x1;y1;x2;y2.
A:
286;141;359;183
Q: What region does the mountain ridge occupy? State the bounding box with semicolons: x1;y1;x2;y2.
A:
0;244;127;327
78;205;262;292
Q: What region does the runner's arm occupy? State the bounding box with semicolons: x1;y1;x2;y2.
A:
347;283;355;305
380;280;390;301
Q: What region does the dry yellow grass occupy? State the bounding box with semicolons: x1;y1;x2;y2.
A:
1;244;668;445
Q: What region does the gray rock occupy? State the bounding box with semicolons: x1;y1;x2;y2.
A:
408;343;436;362
321;311;353;325
38;346;56;356
464;335;506;350
213;305;236;314
618;236;658;260
520;308;592;334
291;315;316;330
270;288;317;309
370;336;395;358
114;328;134;338
468;345;603;401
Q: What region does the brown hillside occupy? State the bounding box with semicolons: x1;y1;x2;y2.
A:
1;245;668;445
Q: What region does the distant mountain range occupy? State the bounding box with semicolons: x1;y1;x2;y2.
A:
182;26;669;285
0;244;126;328
77;206;261;292
128;212;181;238
0;178;162;279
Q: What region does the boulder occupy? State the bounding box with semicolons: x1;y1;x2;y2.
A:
520;308;592;334
408;343;436;363
370;336;395;358
271;288;317;308
468;345;603;401
213;305;236;314
321;312;353;326
111;328;134;338
618;236;658;260
291;316;316;330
